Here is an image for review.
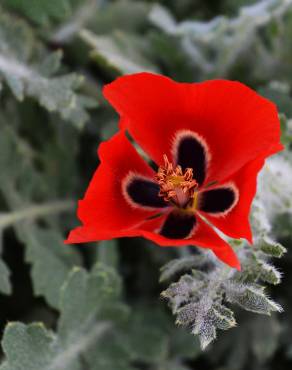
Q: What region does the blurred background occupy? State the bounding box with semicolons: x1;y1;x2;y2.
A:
0;0;292;369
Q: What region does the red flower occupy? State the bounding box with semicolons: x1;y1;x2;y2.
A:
66;73;283;269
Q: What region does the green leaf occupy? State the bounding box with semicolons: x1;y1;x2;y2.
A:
225;282;283;315
20;226;81;309
160;254;208;282
0;124;81;308
52;0;150;43
91;0;150;34
257;261;282;285
122;307;169;363
0;9;95;127
149;0;292;78
84;334;135;370
175;301;236;350
120;304;200;364
80;29;159;75
0;323;58;370
58;263;127;338
258;236;287;258
212;304;237;331
0;264;130;370
161;247;283;350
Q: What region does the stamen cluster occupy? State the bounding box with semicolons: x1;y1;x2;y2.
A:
156;155;198;206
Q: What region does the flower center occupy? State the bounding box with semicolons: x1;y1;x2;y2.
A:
156;155;198;208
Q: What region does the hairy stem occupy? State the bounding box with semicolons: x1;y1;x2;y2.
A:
0;200;74;229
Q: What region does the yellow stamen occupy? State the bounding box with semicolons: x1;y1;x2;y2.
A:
156;154;198;207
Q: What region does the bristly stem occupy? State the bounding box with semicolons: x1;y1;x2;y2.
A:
0;200;74;229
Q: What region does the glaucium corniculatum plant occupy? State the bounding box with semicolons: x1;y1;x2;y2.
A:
66;72;284;348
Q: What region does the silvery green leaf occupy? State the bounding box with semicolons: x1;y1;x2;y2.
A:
80;29;159;74
225;282;283;314
258;236;287;258
20;226;81;309
0;124;81;309
0;323;60;370
258;261;282;285
0;8;94;127
0;264;129;370
212;304;237;331
160;254;208;282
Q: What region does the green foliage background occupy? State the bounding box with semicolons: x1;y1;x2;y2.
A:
0;0;292;369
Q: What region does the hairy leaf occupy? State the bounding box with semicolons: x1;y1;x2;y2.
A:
0;264;130;370
0;123;80;308
80;29;158;74
225;282;283;315
0;8;95;127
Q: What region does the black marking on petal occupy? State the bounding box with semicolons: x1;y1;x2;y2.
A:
124;175;168;209
160;211;196;239
199;186;238;215
173;130;210;186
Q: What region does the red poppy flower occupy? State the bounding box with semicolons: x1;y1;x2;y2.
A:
66;73;283;269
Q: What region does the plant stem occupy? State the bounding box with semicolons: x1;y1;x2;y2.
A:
0;200;74;229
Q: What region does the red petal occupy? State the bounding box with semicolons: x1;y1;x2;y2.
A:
199;158;266;243
66;214;240;269
139;215;240;269
69;130;159;240
65;215;164;244
65;225;139;244
103;73;283;182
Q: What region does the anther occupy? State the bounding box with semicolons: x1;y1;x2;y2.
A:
156;155;198;207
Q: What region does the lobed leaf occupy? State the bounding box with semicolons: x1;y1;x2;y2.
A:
0;8;96;127
225;282;283;315
0;264;129;370
80;28;159;75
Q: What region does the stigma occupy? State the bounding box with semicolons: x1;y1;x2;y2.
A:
156;155;198;208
